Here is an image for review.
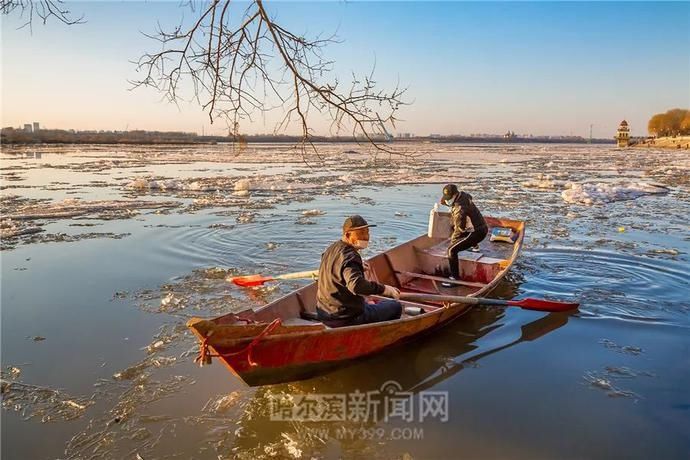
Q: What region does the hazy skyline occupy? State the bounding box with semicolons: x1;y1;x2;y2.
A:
2;1;689;138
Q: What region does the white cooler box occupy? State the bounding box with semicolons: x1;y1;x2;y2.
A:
427;204;472;239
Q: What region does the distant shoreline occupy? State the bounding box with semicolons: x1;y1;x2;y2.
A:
0;134;615;147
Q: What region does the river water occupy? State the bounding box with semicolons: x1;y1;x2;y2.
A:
1;143;688;459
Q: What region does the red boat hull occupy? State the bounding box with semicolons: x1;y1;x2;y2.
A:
188;216;525;386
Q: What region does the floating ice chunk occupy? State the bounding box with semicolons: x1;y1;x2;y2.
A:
147;340;166;353
160;293;176;307
6;199;179;221
208;391;241;414
63;400;87;410
7;366;21;378
282;433;303;459
338;173;356;184
234;178;252;191
187;181;215;191
650;248;680;256
301;209;325;217
152;179;182;190
126;178;150;190
129;176;218;191
0;219;43;238
521;174;566;189
562;181;669;205
237;212;256;224
113;361;149;380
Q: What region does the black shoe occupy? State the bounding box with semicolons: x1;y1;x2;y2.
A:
470;245;480;252
441;276;457;288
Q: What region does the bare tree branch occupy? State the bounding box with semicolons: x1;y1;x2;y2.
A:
130;0;412;159
1;0;84;32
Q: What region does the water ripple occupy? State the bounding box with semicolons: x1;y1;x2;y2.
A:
520;247;690;325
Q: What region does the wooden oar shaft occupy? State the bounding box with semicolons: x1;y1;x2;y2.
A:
400;293;577;312
400;293;483;305
275;270;318;281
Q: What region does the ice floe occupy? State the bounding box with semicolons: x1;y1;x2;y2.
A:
5;198;180;220
301;209;325;217
521;173;568;189
1;367;94;422
1;219;43;238
561;182;669;205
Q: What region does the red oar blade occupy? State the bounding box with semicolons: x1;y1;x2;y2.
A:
228;274;275;287
508;297;579;312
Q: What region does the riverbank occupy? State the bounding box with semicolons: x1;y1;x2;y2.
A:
633;135;690;149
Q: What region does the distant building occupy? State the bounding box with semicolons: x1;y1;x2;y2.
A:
615;120;630;147
33;122;40;132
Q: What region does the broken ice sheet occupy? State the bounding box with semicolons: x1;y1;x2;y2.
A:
1;369;94;422
583;371;642;400
4;198;180;221
599;339;643;355
300;209;325;217
562;182;669;205
66;374;192;459
0;219;44;239
202;391;243;414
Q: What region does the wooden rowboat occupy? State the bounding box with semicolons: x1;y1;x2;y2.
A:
187;216;525;386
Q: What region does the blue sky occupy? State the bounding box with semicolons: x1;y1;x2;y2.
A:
2;1;689;137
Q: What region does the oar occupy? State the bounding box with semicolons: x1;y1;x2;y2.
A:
399;292;578;312
228;270;318;287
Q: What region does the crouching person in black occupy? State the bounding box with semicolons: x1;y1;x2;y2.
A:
316;215;402;326
440;184;488;287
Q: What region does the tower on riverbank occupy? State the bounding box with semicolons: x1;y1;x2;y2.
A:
615;120;630;147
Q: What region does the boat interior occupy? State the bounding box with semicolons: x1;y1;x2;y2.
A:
210;217;524;332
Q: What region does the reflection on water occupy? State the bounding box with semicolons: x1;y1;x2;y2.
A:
1;143;689;459
199;295;574;459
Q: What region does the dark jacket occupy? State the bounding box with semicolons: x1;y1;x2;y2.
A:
450;191;487;243
317;240;385;318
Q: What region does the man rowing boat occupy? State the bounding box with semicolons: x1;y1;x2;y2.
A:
440;184;488;287
316;215;402;326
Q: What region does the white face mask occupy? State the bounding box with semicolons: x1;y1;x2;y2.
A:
444;197;455;206
354;239;369;250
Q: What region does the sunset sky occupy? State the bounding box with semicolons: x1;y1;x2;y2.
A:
2;1;689;137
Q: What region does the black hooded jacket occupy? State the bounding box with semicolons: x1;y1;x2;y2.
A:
450;191;487;243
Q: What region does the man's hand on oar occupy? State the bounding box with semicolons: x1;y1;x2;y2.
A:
228;270;318;287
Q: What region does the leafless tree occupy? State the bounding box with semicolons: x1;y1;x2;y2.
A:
0;0;84;31
3;0;410;156
131;0;409;156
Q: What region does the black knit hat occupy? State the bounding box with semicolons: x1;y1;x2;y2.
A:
343;215;376;233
